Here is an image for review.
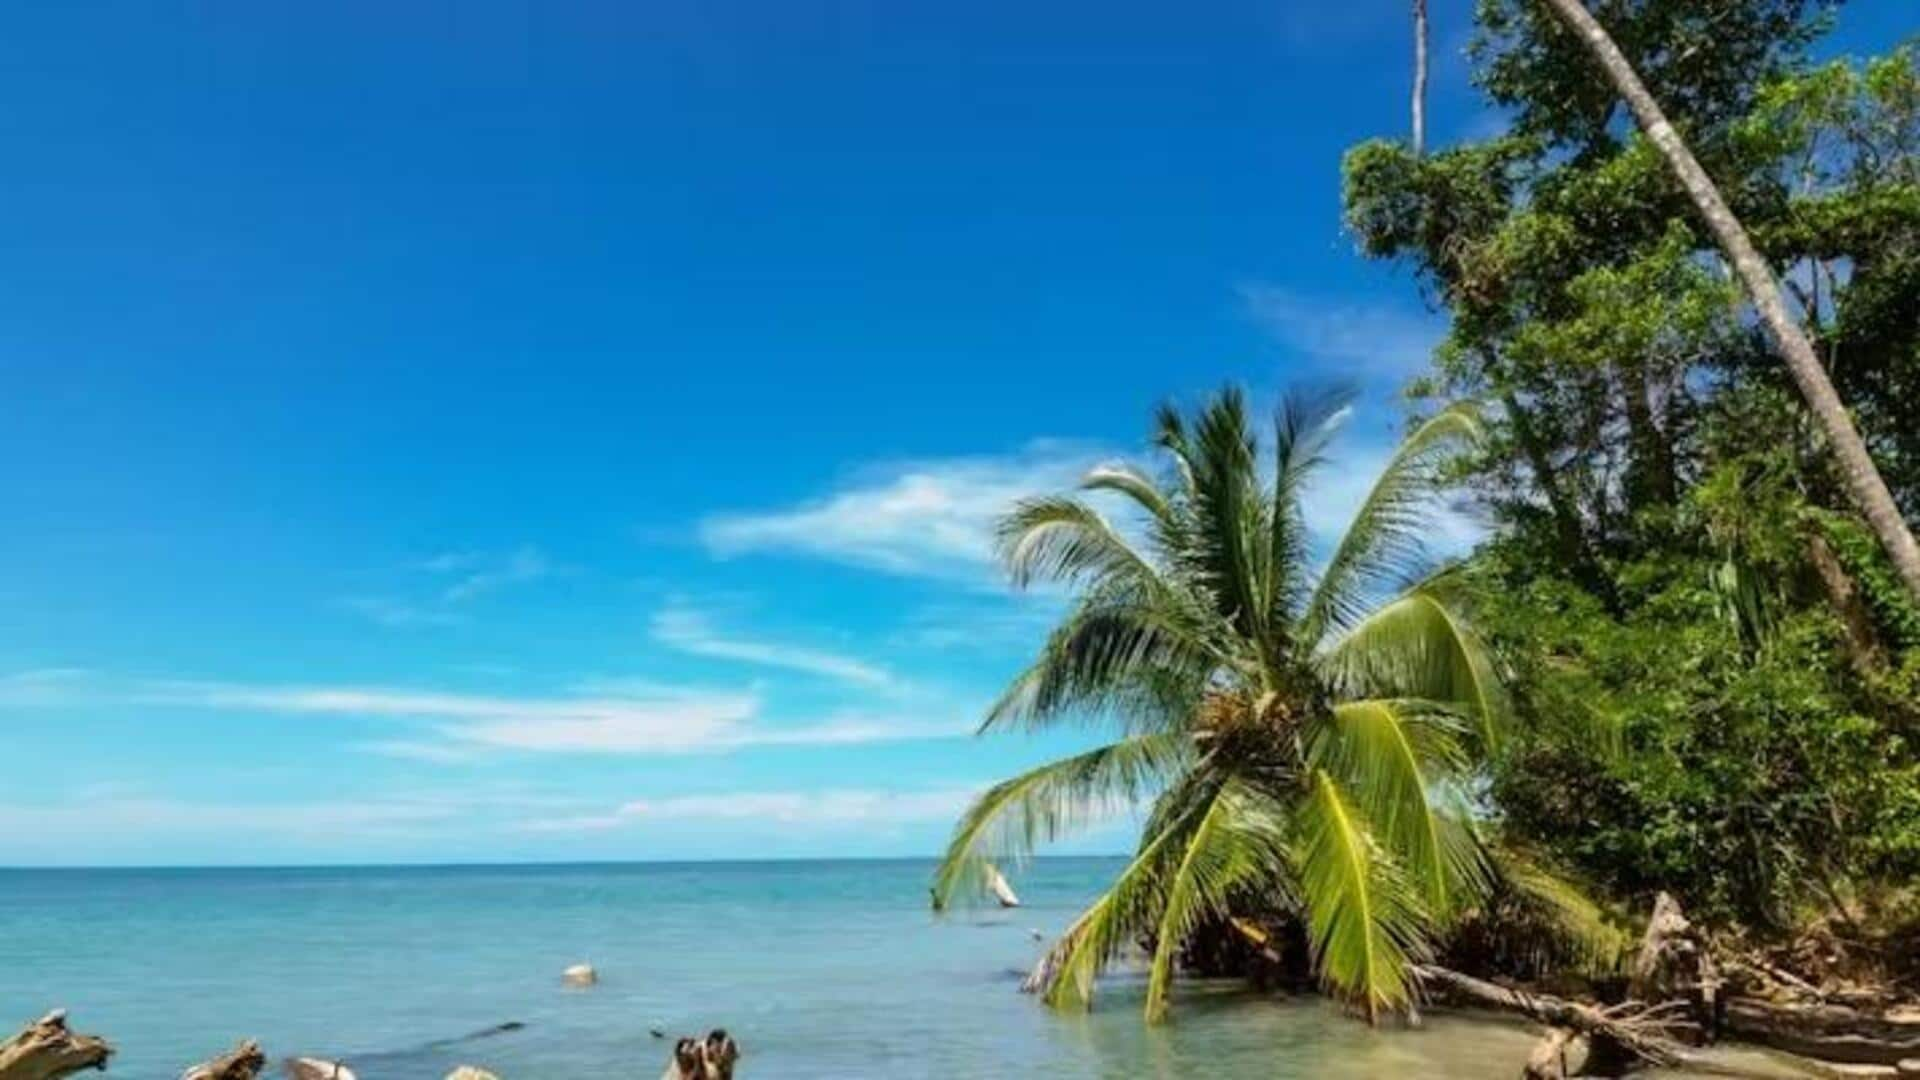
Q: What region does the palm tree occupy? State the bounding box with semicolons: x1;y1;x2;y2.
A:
931;387;1502;1023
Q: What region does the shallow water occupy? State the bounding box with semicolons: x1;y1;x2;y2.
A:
0;859;1549;1077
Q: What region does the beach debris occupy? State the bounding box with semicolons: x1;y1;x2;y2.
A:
561;963;598;987
659;1030;738;1080
985;864;1020;908
181;1040;266;1080
0;1010;113;1080
283;1057;356;1080
443;1069;500;1080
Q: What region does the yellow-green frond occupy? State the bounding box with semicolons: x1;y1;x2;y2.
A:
1315;586;1506;749
932;733;1187;909
1143;779;1294;1023
1310;699;1487;922
1295;771;1428;1021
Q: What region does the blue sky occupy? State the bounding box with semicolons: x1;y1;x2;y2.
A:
1;1;1908;866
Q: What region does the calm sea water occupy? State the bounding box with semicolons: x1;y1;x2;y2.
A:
0;859;1545;1078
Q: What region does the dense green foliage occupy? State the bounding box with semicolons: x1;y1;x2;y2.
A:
1344;1;1920;934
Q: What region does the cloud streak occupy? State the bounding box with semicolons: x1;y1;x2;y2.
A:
699;441;1105;582
650;607;891;686
2;672;960;757
519;786;980;832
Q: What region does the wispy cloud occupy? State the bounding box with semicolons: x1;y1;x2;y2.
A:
336;596;467;629
1;672;961;757
650;607;891;686
700;441;1104;582
437;546;552;602
519;786;980;832
1240;284;1444;380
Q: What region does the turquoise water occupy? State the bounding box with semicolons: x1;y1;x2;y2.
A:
0;859;1542;1078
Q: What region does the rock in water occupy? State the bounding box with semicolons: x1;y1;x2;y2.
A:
284;1057;356;1080
444;1069;500;1080
181;1039;266;1080
561;963;597;987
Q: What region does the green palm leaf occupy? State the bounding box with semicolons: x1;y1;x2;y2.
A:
1031;784;1211;1009
1295;770;1428;1021
1314;585;1506;748
1301;402;1484;646
1142;778;1294;1022
1309;700;1486;920
932;733;1188;908
998;495;1162;591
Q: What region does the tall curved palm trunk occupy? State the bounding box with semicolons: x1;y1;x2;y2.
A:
933;389;1509;1022
1536;0;1920;605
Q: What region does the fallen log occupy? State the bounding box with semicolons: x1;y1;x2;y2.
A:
182;1040;265;1080
1722;998;1920;1066
0;1011;112;1080
1412;964;1687;1074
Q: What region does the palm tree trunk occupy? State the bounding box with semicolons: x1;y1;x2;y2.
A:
1536;0;1920;606
1411;0;1429;156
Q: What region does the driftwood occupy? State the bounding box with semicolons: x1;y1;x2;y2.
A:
0;1012;112;1080
1413;964;1688;1074
1633;892;1726;1043
1522;1027;1582;1079
660;1030;737;1080
1721;998;1920;1066
181;1040;265;1080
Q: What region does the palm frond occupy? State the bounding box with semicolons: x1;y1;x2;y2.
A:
1081;461;1173;525
1188;388;1277;655
1032;784;1211;1010
1295;770;1428;1021
1487;844;1634;976
1300;402;1484;646
1143;778;1295;1022
932;733;1189;908
998;495;1163;593
1314;585;1506;749
981;595;1219;734
1266;389;1350;639
1309;700;1487;922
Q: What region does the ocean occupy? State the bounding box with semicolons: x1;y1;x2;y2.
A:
0;858;1543;1078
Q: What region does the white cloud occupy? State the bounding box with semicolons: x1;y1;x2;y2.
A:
1240;284;1444;379
0;795;466;838
519;786;980;832
440;546;551;602
650;607;891;686
700;441;1104;582
2;672;960;757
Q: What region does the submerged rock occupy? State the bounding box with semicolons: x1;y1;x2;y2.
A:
284;1057;356;1080
561;963;597;987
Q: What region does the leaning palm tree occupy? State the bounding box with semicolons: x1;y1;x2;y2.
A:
932;387;1502;1023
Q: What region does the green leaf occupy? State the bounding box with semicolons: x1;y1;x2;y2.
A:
1295;770;1428;1021
931;733;1188;908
